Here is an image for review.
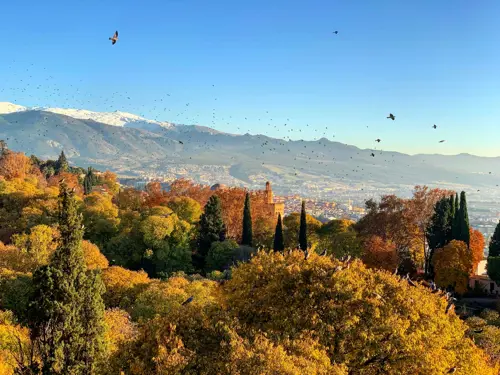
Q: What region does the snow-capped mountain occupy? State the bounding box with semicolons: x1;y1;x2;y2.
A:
0;102;27;114
0;102;173;130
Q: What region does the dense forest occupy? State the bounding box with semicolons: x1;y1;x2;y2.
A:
1;147;500;374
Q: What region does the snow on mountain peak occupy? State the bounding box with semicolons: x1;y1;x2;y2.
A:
0;102;27;114
0;102;173;129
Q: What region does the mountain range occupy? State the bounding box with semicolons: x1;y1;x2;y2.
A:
0;102;499;200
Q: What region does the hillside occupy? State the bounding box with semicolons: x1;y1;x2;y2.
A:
1;107;500;198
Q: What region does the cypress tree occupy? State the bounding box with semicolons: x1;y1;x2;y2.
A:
83;167;94;195
489;220;500;257
196;195;226;272
28;183;105;374
241;192;253;246
452;193;460;240
299;200;308;251
56;150;69;174
426;197;452;277
273;213;285;252
457;191;470;247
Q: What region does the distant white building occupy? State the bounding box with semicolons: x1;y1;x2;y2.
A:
469;259;500;295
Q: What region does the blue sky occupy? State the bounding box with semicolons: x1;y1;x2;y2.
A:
1;0;499;156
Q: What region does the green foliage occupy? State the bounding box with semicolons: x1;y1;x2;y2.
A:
166;196;202;224
426;197;452;276
83;167;95;195
487;257;500;286
195;195;226;272
299;201;307;250
27;183;105;374
56;150;69;174
241;193;253;247
0;269;32;323
273;213;285;252
456;191;470;247
489;221;500;257
205;240;239;272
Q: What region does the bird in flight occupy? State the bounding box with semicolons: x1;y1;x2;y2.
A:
387;113;395;120
178;140;184;144
375;139;381;143
109;31;118;45
333;31;338;34
370;153;375;157
439;140;446;143
433;124;437;129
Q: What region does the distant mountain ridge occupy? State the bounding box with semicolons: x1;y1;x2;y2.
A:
1;102;499;197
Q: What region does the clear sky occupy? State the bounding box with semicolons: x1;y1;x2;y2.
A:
1;0;499;156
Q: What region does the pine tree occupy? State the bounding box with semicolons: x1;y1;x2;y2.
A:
56;150;69;174
28;183;105;374
426;197;452;277
299;200;308;251
241;192;253;246
273;213;285;252
489;221;500;257
196;195;226;272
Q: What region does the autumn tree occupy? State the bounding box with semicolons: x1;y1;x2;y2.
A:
433;240;472;294
273;213;285;252
195;195;226;272
223;250;498;375
361;235;398;271
167;196;202;224
0;151;31;180
27;183;105;374
283;213;321;250
241;193;253;247
470;228;485;275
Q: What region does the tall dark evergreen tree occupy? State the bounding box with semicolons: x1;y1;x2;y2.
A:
299;200;308;251
489;220;500;257
426;197;452;277
56;150;69;174
241;192;253;246
457;191;470;247
195;195;226;271
83;167;95;195
273;213;285;252
27;183;105;374
452;193;460;240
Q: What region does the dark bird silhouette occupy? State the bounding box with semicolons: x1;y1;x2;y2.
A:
439;140;446;143
433;124;437;129
447;367;457;374
387;113;395;120
375;139;381;142
320;249;328;256
333;31;338;34
473;329;484;334
178;140;184;144
109;31;118;45
181;296;194;306
370;153;375;157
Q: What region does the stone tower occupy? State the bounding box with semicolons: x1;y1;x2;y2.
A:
265;181;273;204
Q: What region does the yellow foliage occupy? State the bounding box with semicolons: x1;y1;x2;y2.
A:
132;276;219;320
103;308;136;355
82;240;109;270
433;240;472;294
102;266;151;309
10;225;58;271
222;250;498;375
0;310;30;375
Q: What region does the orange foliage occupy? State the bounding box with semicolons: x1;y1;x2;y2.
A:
470;228;485;275
362;235;398;271
102;266;151;309
47;172;82;195
0;151;31;180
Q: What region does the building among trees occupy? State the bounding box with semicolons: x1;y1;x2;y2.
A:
264;181;285;222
